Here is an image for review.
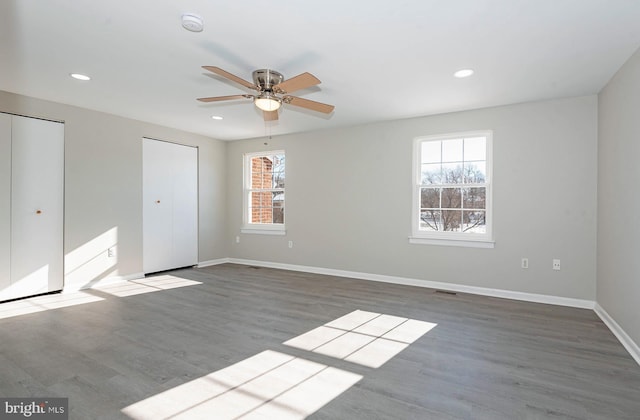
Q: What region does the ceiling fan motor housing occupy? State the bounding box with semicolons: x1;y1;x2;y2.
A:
253;69;284;91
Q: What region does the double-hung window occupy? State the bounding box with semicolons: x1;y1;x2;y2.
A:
411;131;493;247
242;150;285;235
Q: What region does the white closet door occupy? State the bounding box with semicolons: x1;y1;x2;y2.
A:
0;114;11;295
143;139;198;274
143;139;173;272
10;116;64;298
169;143;198;268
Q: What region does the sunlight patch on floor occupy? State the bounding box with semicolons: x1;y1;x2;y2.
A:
121;350;362;420
95;275;202;297
0;291;104;320
284;310;437;368
0;275;201;319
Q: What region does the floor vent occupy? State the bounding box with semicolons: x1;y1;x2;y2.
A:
435;290;457;296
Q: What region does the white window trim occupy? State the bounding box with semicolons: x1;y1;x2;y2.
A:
242;150;286;234
408;236;494;248
241;226;286;235
410;131;493;248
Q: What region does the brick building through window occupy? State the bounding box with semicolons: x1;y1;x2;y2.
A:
251;156;274;223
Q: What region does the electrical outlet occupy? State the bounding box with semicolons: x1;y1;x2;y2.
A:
288;240;293;248
521;258;529;269
553;259;561;270
236;236;240;243
107;247;116;258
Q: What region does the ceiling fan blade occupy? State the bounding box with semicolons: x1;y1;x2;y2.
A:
202;66;257;90
286;96;335;114
263;110;279;121
273;72;321;94
197;94;251;102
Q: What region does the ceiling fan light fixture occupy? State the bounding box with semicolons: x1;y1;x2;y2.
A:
254;94;281;112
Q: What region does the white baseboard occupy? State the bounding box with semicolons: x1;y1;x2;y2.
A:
227;258;595;309
594;303;640;366
197;258;231;268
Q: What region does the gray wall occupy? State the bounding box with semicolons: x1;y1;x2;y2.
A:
0;90;228;289
227;96;598;300
598;47;640;345
0;89;601;302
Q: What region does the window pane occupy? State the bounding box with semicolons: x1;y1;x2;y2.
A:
273;170;285;188
273;204;284;224
273;154;285;169
251;157;265;189
261;191;271;208
261;208;273;223
442;139;463;162
272;154;285;189
251;156;265;173
441;187;462;209
421;163;441;184
273;191;285;222
254;192;270;223
463;210;486;233
421;188;440;208
421;141;441;164
420;210;440;231
463;187;486;209
441;210;463;231
463;137;486;161
441;163;463;184
463;162;486;183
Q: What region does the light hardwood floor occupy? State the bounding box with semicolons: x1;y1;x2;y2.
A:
1;263;639;419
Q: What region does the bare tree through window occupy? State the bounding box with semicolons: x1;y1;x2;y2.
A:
418;136;488;234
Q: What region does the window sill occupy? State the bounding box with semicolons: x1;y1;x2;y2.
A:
408;236;494;248
241;227;286;236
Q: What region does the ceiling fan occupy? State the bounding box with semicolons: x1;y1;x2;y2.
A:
197;66;335;121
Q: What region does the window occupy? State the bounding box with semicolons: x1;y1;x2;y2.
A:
242;151;285;234
411;131;493;247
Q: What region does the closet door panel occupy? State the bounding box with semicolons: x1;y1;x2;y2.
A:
0;114;11;296
143;139;173;273
10;116;64;296
170;144;198;269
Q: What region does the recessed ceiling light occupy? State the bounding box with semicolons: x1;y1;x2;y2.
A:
211;115;223;120
70;73;91;81
454;69;474;78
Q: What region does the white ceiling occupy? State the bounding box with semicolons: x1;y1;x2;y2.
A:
1;1;639;141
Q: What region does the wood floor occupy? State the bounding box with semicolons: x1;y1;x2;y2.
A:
1;263;639;419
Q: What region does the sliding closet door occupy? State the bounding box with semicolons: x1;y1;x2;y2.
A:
143;138;198;274
0;114;11;294
10;116;64;297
